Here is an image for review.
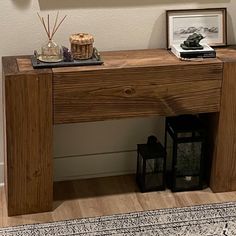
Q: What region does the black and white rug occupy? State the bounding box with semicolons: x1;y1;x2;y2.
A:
1;202;236;235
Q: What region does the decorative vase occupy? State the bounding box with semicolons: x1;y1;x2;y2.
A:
40;40;63;63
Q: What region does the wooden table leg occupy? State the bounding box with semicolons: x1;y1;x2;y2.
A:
3;69;53;216
209;61;236;192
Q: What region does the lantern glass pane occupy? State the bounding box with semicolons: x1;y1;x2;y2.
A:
176;142;202;176
175;176;200;190
145;173;163;189
166;132;173;173
195;131;201;137
138;153;144;176
177;132;192;138
146;159;163;173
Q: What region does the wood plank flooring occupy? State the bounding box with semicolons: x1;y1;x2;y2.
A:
1;174;236;228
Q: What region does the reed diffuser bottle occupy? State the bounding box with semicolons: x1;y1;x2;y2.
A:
37;12;67;62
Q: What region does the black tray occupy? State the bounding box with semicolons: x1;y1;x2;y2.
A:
32;48;103;69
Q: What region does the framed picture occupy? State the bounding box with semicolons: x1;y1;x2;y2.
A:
166;8;227;49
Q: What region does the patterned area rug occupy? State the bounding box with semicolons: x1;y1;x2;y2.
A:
1;202;236;235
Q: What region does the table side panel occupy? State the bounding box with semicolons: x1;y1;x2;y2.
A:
210;61;236;192
4;72;53;215
53;63;223;124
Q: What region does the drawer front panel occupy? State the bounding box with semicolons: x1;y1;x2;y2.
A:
53;65;222;124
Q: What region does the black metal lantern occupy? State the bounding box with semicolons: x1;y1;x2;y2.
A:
136;136;166;192
165;115;206;192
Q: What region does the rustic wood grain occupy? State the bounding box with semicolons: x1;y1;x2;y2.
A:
53;49;222;73
208;61;236;192
1;57;19;75
54;78;222;123
17;58;34;72
2;57;53;215
216;46;236;62
53;50;222;124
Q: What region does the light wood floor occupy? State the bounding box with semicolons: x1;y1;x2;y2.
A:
1;174;236;228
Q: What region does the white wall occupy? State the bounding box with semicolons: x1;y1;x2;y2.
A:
0;0;235;184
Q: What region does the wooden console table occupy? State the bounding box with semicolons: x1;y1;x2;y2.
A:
2;48;236;216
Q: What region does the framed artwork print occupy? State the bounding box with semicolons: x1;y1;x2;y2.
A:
166;8;227;49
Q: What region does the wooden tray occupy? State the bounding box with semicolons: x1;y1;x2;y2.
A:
32;48;103;69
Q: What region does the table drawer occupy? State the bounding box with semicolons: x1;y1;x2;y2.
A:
53;64;222;124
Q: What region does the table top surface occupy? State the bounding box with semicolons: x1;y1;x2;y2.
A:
3;47;235;76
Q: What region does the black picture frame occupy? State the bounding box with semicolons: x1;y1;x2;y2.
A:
166;8;227;49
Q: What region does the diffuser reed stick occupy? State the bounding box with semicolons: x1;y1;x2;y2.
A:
50;15;67;40
48;14;50;39
51;11;59;40
37;12;67;40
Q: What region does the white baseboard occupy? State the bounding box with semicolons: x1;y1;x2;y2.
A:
0;147;171;184
0;162;4;186
0;151;137;184
0;153;136;185
54;150;137;182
